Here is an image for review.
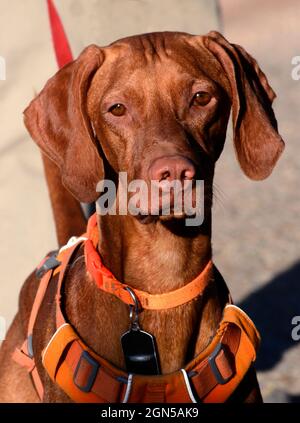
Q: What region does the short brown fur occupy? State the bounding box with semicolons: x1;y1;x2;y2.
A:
0;31;284;402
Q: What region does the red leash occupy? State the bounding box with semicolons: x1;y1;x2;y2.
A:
47;0;73;68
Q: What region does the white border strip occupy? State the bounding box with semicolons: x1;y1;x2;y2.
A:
122;373;133;403
59;236;88;253
42;323;70;364
181;369;197;403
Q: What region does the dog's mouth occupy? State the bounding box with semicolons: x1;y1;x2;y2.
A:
133;183;203;225
135;208;194;224
127;181;204;224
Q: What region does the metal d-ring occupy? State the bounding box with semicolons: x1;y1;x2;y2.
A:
125;286;140;330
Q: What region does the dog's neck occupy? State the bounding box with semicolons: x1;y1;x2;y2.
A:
97;214;212;293
67;210;224;374
67;209;225;373
84;212;224;373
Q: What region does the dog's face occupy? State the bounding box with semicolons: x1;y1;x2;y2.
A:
88;34;231;170
24;31;284;223
87;34;230;221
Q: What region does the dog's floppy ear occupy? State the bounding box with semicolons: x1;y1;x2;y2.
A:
24;45;104;202
203;31;284;180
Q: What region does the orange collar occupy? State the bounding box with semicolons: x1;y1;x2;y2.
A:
84;213;213;310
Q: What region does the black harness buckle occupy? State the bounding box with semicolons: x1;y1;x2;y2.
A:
35;252;60;278
208;343;233;385
74;351;99;393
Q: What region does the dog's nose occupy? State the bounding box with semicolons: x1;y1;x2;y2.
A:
149;155;196;182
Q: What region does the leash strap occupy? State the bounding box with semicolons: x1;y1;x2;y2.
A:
47;0;73;68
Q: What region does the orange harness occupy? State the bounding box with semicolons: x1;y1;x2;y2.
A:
13;214;260;403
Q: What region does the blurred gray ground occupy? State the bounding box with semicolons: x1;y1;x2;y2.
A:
0;0;299;403
215;0;300;402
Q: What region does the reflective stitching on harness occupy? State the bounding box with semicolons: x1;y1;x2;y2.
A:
181;369;198;403
27;334;34;358
59;236;88;253
42;323;70;365
122;374;133;403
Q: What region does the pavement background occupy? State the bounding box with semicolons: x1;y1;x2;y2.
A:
215;0;300;402
0;0;299;403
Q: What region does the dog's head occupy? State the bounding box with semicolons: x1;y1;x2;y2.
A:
24;31;284;223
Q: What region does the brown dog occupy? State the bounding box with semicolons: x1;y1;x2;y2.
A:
0;31;284;403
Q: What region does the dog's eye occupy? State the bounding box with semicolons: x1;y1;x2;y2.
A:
191;91;212;107
108;103;126;116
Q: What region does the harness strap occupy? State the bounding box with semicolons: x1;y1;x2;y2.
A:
12;345;45;401
189;324;240;399
186;304;260;402
12;240;83;401
12;268;54;400
13;211;260;403
66;341;125;402
55;241;84;327
42;323;127;403
41;304;260;403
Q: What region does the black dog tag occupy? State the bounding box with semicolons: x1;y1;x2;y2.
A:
121;286;160;375
121;328;160;375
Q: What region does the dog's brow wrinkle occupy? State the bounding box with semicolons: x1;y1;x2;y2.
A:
139;34;165;63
